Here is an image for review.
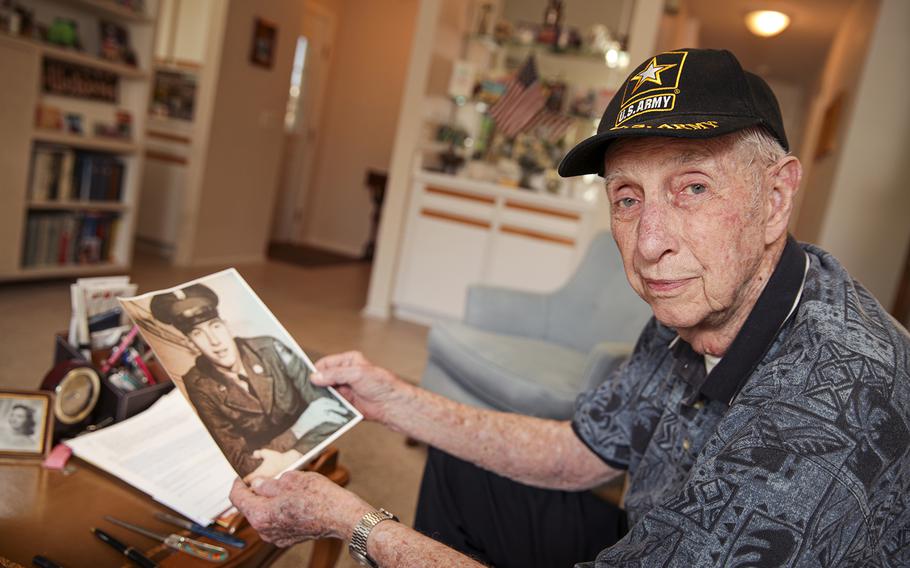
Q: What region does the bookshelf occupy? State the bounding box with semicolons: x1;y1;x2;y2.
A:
0;0;158;280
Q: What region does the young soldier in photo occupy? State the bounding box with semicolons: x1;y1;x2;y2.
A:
150;284;353;479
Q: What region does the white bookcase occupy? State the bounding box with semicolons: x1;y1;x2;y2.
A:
0;0;157;281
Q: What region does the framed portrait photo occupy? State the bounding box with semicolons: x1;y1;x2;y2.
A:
249;17;277;68
0;391;54;458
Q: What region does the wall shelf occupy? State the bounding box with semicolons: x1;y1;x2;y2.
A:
11;262;129;280
33;130;139;154
69;0;154;23
28;200;129;212
0;32;149;79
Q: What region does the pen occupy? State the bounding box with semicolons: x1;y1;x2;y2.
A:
101;325;139;373
91;527;158;568
32;556;64;568
154;512;247;548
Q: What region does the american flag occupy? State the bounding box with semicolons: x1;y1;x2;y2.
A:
524;108;574;144
489;56;546;139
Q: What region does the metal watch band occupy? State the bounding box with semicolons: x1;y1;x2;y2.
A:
349;508;398;567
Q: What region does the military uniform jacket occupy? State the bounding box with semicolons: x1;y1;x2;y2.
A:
183;336;338;477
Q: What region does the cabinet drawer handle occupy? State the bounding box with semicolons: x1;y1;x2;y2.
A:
500;225;575;246
426;186;495;204
421;208;490;229
505;200;580;220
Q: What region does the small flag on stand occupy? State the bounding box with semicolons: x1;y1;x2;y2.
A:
489;56;546;139
524;109;574;144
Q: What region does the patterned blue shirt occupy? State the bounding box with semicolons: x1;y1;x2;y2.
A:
573;239;910;566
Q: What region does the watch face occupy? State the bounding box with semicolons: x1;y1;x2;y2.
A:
54;368;100;424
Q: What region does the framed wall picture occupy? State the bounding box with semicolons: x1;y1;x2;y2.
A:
0;391;54;458
250;18;278;68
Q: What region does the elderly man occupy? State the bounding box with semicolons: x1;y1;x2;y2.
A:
230;49;910;567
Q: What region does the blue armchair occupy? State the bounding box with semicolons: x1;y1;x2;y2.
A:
421;232;653;419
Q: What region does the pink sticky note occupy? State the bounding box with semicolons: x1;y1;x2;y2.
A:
43;443;73;470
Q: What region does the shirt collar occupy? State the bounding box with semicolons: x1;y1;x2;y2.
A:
672;235;808;406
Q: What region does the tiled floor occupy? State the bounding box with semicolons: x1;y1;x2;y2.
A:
0;253;431;567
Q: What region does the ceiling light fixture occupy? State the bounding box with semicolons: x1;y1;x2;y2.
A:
745;10;791;37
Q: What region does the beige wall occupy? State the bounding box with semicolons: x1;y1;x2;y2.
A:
302;0;420;256
811;0;910;308
793;0;879;245
766;79;806;157
186;0;306;264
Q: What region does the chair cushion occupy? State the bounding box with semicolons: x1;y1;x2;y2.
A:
427;321;589;418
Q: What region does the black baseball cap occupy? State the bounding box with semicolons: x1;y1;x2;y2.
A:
558;48;789;177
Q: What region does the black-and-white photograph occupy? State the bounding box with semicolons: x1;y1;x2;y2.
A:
119;269;361;480
0;392;52;457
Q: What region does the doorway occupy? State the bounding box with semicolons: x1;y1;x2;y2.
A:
270;3;337;246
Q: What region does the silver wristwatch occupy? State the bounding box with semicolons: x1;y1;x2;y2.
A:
349;508;398;567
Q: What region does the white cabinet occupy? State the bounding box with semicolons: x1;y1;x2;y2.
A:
396;213;491;319
154;0;214;65
393;171;605;324
486;232;577;292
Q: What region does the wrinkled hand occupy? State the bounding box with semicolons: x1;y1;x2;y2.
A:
291;397;350;438
230;471;371;547
243;448;303;484
313;351;411;423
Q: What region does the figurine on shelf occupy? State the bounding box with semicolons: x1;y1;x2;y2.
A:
538;0;562;47
517;152;544;190
474;1;494;37
115;110;132;138
12;2;35;38
47;18;82;50
99;20;137;66
35;104;63;131
438;148;466;175
65;113;84;135
493;20;512;45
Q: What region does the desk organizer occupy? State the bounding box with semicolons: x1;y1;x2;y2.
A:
53;333;173;424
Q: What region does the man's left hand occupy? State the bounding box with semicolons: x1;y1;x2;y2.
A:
230;472;371;546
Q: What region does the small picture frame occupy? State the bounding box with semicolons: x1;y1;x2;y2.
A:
249;17;277;69
0;390;54;458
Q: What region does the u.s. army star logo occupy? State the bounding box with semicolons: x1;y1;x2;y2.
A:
616;51;688;126
629;57;677;94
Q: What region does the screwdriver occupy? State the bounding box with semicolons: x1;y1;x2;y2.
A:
104;516;229;563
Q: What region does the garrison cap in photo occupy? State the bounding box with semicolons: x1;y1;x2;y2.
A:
558;48;789;177
150;283;221;334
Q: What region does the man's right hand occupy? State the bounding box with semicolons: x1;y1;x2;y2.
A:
312;351;411;424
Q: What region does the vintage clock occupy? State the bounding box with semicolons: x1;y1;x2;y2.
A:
40;360;102;439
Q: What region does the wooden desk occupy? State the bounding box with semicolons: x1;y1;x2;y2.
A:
0;448;349;567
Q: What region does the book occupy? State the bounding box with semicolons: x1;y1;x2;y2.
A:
65;389;238;525
22;212;120;267
29;147;56;201
59;149;76;200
